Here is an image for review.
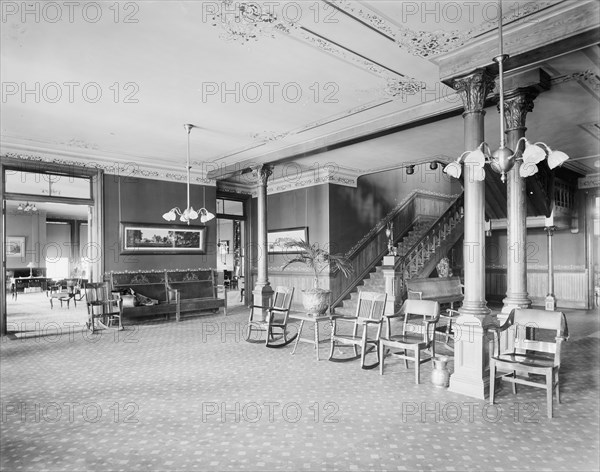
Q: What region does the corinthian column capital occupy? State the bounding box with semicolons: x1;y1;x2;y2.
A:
253;164;273;187
502;88;539;132
451;69;495;114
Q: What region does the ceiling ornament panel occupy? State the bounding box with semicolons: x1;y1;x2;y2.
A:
210;1;283;43
331;0;559;58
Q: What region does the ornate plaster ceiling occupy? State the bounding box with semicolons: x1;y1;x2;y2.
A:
1;1;598;188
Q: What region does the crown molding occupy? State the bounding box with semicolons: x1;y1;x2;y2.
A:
0;141;216;186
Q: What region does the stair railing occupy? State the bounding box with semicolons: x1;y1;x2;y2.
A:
329;190;456;310
396;193;464;291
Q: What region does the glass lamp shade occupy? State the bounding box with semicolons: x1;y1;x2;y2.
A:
548;150;569;169
443;161;462;179
522;141;546;164
163;209;178;222
199;209;216;223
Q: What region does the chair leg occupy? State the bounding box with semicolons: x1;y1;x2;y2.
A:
555;370;561;404
379;343;385;375
414;349;420;384
546;372;554;418
404;350;408;369
360;340;368;368
512;371;517;394
328;335;336;360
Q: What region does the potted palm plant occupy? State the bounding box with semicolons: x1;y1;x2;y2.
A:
281;239;353;315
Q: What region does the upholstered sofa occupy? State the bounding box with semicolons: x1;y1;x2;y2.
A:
107;268;227;321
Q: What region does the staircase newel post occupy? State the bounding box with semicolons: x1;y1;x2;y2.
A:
382;255;401;315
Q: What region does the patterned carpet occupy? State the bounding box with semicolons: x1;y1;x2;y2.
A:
1;305;598;472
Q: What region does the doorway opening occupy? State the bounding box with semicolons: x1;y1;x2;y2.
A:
5;201;91;335
216;196;247;308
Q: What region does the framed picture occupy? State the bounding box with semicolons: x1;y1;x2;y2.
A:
120;223;207;255
6;236;25;257
267;227;308;253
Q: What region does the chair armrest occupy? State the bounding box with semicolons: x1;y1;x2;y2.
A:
407;290;423;300
384;312;403;319
330;315;358;322
443;308;461;318
269;307;288;313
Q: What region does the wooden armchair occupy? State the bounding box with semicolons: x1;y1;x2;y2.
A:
379;299;440;383
328;291;387;369
245;286;296;348
84;282;123;334
489;308;568;418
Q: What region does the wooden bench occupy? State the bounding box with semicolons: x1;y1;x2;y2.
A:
405;276;464;347
108;269;227;321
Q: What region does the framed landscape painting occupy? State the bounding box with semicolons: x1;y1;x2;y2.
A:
267;227;308;253
6;236;25;257
120;223;207;255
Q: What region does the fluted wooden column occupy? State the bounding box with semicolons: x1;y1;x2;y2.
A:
502;89;537;312
252;165;274;319
448;69;496;400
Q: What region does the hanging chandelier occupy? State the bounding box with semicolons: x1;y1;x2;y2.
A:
16;202;38;214
162;124;215;225
443;0;569;184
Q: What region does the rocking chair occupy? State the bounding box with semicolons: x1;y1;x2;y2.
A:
246;286;296;348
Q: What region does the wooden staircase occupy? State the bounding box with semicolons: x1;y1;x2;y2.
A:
334;196;464;316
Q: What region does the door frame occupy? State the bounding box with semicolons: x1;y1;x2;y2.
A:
1;157;104;335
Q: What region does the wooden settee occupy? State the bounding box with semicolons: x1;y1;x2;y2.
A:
405;276;464;308
405;276;464;347
108;269;227;321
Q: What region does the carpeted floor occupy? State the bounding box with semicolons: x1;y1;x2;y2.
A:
1;305;598;471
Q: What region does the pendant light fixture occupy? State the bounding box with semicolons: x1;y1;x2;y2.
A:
443;0;569;183
162;124;215;224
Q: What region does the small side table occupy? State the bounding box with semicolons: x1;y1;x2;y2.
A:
290;313;332;361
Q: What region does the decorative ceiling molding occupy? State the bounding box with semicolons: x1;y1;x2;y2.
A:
216;164;361;197
551;69;600;93
1;145;217;186
331;0;559;58
209;1;423;92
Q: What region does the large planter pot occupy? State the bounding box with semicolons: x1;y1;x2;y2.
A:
302;289;331;315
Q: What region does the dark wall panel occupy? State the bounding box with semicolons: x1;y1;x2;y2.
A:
103;175;217;273
330;166;455;254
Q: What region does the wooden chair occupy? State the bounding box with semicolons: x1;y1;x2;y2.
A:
246;286;296;348
379;299;440;383
84;282;123;334
489;308;568;419
329;291;387;369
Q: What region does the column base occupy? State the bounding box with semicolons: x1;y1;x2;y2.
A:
448;312;496;400
545;294;556;311
502;294;532;313
252;284;274;321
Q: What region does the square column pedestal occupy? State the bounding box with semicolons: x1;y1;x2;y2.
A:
252;284;274;321
449;312;497;399
382;256;402;315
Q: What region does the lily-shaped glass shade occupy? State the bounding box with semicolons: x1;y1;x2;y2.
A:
162;209;178;222
443;161;463;179
199;208;216;223
547;150;569;169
